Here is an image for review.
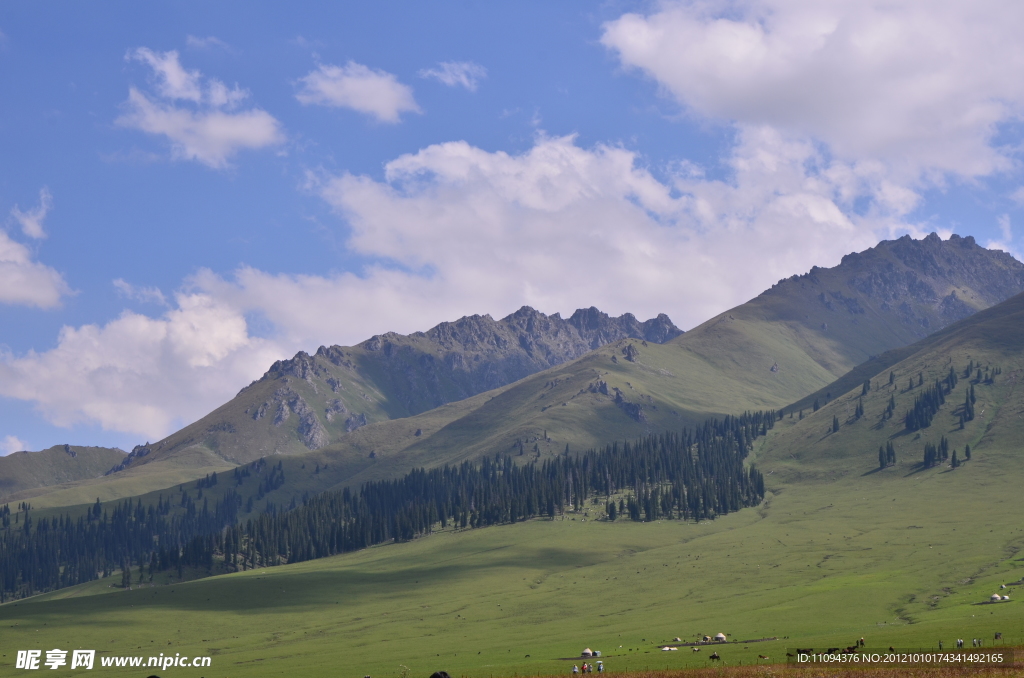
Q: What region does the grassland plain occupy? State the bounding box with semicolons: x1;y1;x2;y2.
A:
2;437;1023;678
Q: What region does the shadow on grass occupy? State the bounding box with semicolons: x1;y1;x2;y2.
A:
4;541;609;617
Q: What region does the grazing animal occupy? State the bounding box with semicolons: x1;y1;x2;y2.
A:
786;653;795;658
889;646;895;652
827;648;839;653
758;655;770;660
709;652;720;661
692;647;700;653
796;648;813;654
845;646;858;654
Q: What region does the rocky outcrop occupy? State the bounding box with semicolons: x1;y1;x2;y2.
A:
344;413;368;433
614;389;647;423
247;387;331;449
105;444;152;475
324;399;347;422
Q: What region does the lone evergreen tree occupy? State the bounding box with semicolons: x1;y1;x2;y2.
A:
832;415;840;433
965;444;972;460
878;446;886;469
889;371;896;386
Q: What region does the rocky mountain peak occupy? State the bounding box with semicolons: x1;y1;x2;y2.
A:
232;305;682;452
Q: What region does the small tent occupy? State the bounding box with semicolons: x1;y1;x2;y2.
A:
714;633;727;642
581;648;593;657
991;594;1002;602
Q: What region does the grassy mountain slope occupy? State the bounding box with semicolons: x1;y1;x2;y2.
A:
0;445;126;503
6;284;1024;677
229;233;1024;504
108;307;681;471
22;233;1024;510
756;288;1024;484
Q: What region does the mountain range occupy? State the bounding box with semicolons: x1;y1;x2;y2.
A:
7;232;1024;509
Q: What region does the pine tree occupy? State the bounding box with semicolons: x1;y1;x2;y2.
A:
889;371;896;386
965;444;971;460
832;415;840;433
878;446;886;469
862;380;871;396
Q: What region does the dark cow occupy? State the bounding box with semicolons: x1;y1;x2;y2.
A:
709;652;721;661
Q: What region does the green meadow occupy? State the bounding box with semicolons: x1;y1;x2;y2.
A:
3;436;1023;678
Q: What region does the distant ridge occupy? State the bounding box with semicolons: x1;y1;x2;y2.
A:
0;445;126;502
108;306;682;472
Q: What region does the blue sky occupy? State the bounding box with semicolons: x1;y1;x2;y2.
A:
2;0;1024;454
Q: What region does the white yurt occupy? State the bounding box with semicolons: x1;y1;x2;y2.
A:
715;633;727;642
1003;595;1010;601
581;648;593;657
991;594;1002;602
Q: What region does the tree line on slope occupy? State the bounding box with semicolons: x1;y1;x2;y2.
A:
0;411;771;601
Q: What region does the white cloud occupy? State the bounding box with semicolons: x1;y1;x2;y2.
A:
419;61;487;91
0;293;283;440
113;278;167;305
296;62;420;123
10;187;52;239
204;132;893;345
999;214;1013;243
119;48;284;168
0;228;70;308
601;0;1024;180
186;35;229;50
0;133;918;438
129;48;202;102
986;213;1020;259
1;435;27;456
